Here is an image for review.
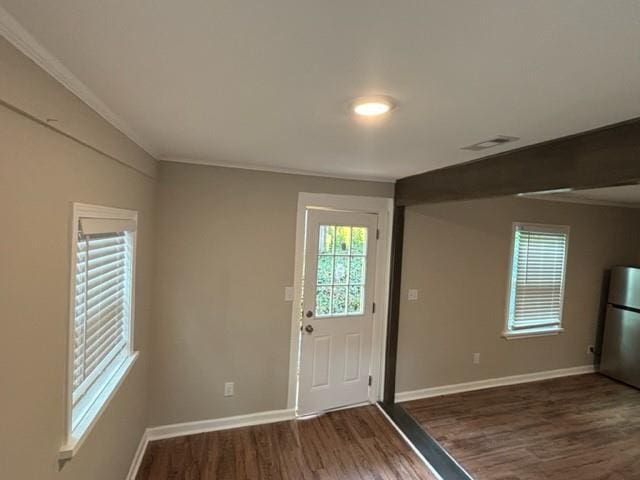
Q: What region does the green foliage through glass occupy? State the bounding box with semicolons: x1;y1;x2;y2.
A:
314;225;368;317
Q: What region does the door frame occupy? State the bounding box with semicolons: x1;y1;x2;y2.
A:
286;192;394;412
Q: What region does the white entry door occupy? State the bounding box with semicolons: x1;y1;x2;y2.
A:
298;209;378;415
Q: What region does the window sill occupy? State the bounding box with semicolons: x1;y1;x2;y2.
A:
502;327;564;340
59;351;139;461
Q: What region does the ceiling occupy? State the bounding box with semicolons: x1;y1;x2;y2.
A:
535;184;640;208
2;1;640;181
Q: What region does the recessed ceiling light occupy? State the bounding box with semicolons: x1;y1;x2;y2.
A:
351;96;396;117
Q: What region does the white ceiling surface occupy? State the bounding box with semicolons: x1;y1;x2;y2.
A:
541;185;640;208
2;1;640;181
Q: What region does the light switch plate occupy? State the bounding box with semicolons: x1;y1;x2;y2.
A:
224;382;234;397
408;289;418;301
284;286;294;301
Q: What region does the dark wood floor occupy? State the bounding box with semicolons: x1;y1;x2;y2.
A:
403;373;640;480
137;405;436;479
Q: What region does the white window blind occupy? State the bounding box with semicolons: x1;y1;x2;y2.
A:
71;217;134;431
506;224;569;334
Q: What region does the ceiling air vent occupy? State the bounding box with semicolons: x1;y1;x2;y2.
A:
462;135;519;151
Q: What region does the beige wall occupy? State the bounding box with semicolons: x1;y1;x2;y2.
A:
396;196;640;393
0;42;156;479
0;37;156;178
150;161;393;425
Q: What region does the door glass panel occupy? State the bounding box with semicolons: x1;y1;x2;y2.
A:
316;286;332;316
333;257;349;285
318;225;335;255
317;256;333;285
335;226;351;255
348;286;364;314
351;227;367;255
315;225;369;317
349;257;365;285
332;286;348;315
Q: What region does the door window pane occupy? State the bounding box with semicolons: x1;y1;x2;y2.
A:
348;286;364;314
333;257;349;285
351;227;367;255
318;226;335;255
314;224;370;317
349;257;365;285
332;286;348;315
316;287;332;316
335;226;351;255
317;256;333;285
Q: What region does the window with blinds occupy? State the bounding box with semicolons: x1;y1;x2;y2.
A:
505;223;569;337
65;204;137;451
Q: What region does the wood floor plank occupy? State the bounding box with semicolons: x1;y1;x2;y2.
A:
136;405;436;480
403;373;640;480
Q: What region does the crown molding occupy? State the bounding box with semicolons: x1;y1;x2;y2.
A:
0;5;158;158
0;7;397;183
160;157;396;184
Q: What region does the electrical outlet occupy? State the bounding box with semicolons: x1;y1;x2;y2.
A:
408;289;419;301
587;345;595;355
473;353;481;365
284;286;294;301
224;382;234;397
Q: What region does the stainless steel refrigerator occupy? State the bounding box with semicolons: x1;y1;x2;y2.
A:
600;266;640;389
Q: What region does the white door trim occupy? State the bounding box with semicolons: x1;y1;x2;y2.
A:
287;193;394;411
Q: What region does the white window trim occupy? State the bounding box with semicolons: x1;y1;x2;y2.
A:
60;203;139;460
502;222;570;340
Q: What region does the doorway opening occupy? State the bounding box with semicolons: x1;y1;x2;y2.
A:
286;193;393;416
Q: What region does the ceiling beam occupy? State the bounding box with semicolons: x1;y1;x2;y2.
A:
395;117;640;206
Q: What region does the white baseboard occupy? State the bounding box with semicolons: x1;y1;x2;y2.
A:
126;366;595;477
126;429;149;480
396;365;596;403
146;408;296;441
126;408;295;479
